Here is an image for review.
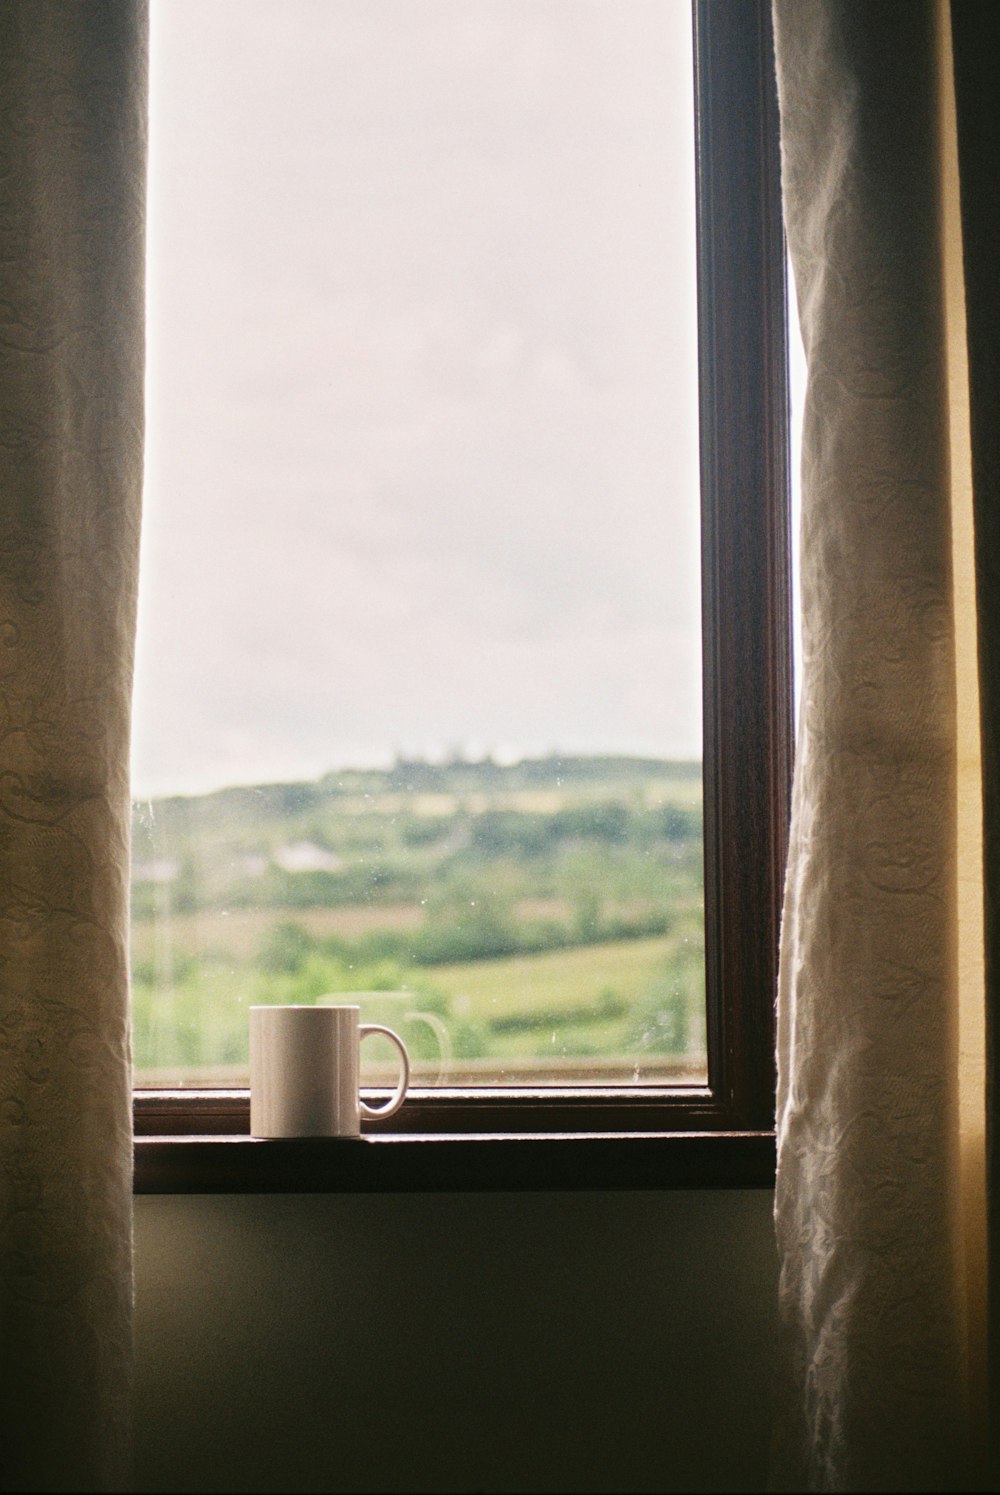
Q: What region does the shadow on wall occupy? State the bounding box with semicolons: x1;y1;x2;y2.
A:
134;1189;778;1495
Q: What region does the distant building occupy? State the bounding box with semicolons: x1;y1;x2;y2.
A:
131;857;181;884
273;841;343;874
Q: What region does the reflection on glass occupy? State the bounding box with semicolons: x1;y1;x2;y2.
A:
132;0;704;1087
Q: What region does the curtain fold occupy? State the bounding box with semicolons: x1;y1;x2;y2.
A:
772;1;986;1489
0;3;146;1489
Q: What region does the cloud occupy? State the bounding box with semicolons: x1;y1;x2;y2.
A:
134;0;701;797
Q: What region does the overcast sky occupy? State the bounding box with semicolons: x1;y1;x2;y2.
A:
131;0;701;799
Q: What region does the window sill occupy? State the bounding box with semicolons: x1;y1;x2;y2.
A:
133;1089;776;1192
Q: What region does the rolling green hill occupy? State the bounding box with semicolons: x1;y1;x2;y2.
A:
130;754;706;1084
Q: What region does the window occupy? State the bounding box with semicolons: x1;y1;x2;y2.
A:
133;0;790;1191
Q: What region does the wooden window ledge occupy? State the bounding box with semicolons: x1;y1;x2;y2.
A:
133;1127;776;1193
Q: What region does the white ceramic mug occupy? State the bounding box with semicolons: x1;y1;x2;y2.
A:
250;1004;410;1138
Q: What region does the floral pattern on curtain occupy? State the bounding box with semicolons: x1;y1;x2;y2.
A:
772;1;985;1489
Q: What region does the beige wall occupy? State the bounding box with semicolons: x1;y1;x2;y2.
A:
134;1189;779;1493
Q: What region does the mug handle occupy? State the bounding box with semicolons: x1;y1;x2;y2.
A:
358;1024;410;1120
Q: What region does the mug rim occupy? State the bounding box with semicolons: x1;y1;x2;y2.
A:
249;1003;360;1013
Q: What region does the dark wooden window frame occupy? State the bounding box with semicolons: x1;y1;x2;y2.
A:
133;0;792;1195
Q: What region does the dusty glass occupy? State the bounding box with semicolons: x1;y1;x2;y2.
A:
132;0;704;1089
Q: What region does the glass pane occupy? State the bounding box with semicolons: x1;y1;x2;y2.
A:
132;0;704;1088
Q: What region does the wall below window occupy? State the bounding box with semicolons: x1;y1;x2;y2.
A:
134;1190;778;1494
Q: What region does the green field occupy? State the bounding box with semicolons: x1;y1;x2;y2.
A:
429;935;681;1016
425;935;705;1077
131;754;706;1085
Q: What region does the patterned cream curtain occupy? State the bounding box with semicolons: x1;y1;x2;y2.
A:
0;3;146;1489
772;1;987;1489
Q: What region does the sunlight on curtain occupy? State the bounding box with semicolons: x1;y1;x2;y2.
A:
772;0;986;1487
940;0;987;1458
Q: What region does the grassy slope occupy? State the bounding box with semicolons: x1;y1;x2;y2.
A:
131;755;706;1079
426;935;679;1017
